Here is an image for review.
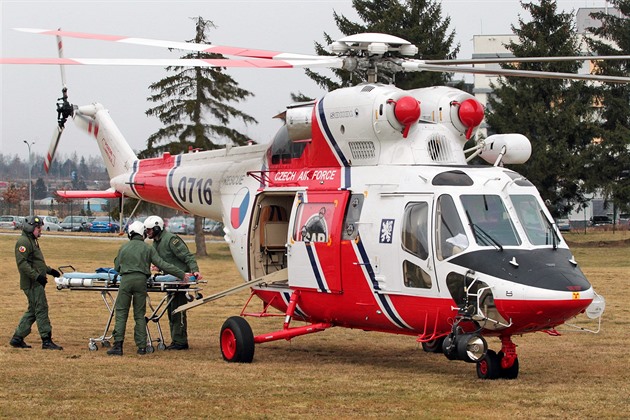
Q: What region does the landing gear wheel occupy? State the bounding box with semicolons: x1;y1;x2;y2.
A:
499;351;519;379
421;337;445;353
477;349;501;379
220;316;255;363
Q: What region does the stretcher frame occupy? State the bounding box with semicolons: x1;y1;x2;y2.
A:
55;267;203;352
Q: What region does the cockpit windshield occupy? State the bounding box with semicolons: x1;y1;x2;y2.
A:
510;194;559;246
461;195;521;247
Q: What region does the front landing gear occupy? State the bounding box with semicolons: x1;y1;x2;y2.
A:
476;335;519;380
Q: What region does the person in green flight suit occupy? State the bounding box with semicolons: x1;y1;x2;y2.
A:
144;215;203;350
10;215;63;350
107;221;191;356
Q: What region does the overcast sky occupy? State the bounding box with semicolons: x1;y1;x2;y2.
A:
1;0;612;162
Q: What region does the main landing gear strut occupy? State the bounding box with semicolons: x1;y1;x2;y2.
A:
219;290;331;363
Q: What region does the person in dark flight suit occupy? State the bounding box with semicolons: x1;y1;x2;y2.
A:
10;215;63;350
107;221;190;356
144;215;202;350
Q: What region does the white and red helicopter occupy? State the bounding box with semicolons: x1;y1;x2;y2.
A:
3;28;622;379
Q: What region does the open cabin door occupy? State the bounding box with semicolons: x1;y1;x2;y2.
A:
287;190;350;293
249;193;294;281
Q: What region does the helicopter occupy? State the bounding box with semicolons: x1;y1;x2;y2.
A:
2;28;620;379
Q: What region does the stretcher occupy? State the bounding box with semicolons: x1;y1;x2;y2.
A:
55;267;203;352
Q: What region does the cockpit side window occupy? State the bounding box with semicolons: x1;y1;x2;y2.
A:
461;194;521;246
510;194;557;246
436;195;469;260
402;202;429;260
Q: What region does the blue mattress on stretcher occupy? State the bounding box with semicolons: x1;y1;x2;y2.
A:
63;271;180;282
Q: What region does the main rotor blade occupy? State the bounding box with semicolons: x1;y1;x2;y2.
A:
402;61;630;83
56;28;67;88
44;125;63;174
0;57;345;69
425;55;630;65
14;28;333;62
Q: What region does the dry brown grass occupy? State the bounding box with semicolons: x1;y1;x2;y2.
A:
0;231;628;419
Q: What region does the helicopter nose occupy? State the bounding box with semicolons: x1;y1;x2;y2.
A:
519;270;594;329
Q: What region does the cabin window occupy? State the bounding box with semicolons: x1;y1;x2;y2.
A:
510;194;558;246
403;260;432;289
461;194;521;246
402;202;429;260
435;195;469;260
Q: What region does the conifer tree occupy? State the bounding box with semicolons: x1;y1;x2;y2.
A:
144;17;257;255
585;1;630;215
144;17;257;156
485;0;597;217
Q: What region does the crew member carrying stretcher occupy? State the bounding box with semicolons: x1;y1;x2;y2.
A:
144;215;202;350
107;221;192;356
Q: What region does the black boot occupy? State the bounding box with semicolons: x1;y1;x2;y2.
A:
42;337;63;350
107;341;123;356
166;342;189;350
137;347;147;355
9;335;32;349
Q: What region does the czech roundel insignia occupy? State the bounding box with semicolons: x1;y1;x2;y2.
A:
18;246;26;253
230;187;250;229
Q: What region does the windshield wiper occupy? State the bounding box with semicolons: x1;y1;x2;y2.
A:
539;210;559;250
465;211;503;251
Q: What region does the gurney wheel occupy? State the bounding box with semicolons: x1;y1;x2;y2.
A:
102;340;111;348
88;342;98;351
157;343;166;351
185;293;194;302
146;346;155;354
195;292;203;300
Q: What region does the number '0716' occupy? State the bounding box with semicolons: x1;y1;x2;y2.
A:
177;176;212;205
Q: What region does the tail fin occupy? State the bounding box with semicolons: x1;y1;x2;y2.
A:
73;103;138;180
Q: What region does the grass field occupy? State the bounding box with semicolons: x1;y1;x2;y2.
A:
0;231;628;419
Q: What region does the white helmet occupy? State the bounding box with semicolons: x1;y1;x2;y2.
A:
127;221;146;238
144;215;164;231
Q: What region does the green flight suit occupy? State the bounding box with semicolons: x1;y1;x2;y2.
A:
152;230;199;346
113;235;186;349
13;231;57;340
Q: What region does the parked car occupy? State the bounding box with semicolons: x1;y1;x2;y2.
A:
37;215;64;232
167;216;194;235
0;215;22;230
60;215;89;232
87;216;121;233
555;218;571;232
203;219;224;236
589;215;613;227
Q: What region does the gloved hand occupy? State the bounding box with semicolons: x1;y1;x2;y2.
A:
50;269;61;278
36;273;48;287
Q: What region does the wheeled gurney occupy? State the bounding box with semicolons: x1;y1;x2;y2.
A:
55;267;203;352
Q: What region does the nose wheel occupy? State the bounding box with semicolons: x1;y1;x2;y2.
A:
476;336;519;380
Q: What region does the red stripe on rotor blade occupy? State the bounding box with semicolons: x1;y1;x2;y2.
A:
204;46;281;59
45;30;125;42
